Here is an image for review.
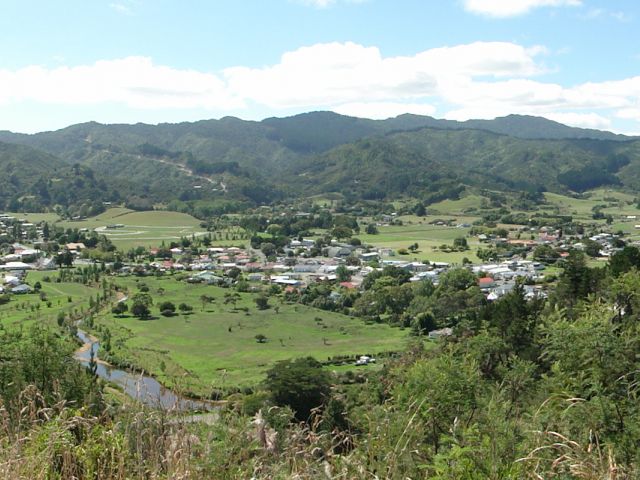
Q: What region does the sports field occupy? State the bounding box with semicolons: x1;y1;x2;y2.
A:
57;208;207;250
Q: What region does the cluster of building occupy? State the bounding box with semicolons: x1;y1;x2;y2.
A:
0;214;38;241
7;210;632;305
0;270;32;295
156;238;551;302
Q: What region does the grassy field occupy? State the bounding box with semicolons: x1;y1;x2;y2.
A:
93;276;409;394
1;208;210;250
54;208;207;250
544;189;640;219
361;216;481;263
6;208;209;250
427;195;487;215
0;271;97;331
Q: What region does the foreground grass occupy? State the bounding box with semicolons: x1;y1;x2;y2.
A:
94;276;408;395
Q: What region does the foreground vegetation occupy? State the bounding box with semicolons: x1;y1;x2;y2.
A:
5;248;640;477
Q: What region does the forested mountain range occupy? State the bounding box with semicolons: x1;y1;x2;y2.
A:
1;112;639;214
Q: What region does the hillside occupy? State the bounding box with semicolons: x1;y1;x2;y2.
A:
0;142;112;214
0;112;638;212
0;112;630;172
292;128;640;200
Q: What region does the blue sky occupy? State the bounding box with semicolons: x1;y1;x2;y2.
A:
1;0;639;133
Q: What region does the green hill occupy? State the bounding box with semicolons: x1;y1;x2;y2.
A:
0;112;638;211
291;128;640;200
0;142;113;214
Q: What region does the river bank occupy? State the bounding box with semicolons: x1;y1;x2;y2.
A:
74;328;217;412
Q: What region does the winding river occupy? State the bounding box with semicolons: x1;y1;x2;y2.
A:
74;329;215;412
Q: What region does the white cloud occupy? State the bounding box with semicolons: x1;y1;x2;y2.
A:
293;0;368;8
224;41;544;108
581;7;632;22
296;0;335;7
0;57;242;110
1;40;640;134
109;2;133;15
463;0;581;18
332;102;437;119
617;108;640;121
611;11;632;22
544;112;611;129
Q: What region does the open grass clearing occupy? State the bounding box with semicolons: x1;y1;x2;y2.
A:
361;216;481;263
93;276;409;394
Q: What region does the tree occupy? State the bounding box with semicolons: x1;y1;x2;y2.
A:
224;292;240;309
532;244;559;263
453;237;469;250
131;302;151;319
265;357;331;421
331;226;353;240
200;294;214;311
365;223;379;235
584;239;601;257
260;242;276;257
398;351;482;455
111;302;128;317
227;267;241;279
414;202;426;216
336;265;351;282
255;296;270;310
158;301;176;316
130;292;153;319
411;311;437;335
178;303;193;314
552;250;605;315
609;246;640;277
55;250;74;268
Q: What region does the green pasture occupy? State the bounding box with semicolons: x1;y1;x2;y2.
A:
0;271;97;331
92;276;409;393
427;195;487;215
361;216;481;263
544;189;640;220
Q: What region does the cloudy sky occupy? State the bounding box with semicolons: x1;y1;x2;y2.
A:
1;0;639;133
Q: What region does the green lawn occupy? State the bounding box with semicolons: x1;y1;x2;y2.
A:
93;276;409;394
